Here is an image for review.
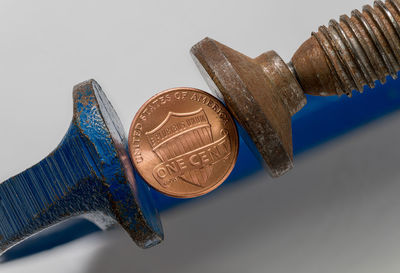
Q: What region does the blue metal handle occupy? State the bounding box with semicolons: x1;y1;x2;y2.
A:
0;124;107;252
0;80;163;254
3;76;400;261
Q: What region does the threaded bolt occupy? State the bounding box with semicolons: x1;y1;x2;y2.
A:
191;0;400;176
292;0;400;96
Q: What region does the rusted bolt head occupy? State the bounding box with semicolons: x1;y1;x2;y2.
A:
191;38;306;177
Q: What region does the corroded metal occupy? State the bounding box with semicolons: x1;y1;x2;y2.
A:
191;0;400;177
0;80;163;254
292;0;400;96
191;40;306;177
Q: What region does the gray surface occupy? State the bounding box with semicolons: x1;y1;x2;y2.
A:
2;110;400;273
0;0;364;182
1;0;399;272
89;112;400;273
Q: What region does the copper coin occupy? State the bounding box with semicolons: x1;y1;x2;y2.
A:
129;88;239;198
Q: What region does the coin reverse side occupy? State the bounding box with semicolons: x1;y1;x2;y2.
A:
129;88;239;198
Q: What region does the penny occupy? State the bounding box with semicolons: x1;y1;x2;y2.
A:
129;88;239;198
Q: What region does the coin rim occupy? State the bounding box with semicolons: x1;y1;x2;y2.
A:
128;87;239;199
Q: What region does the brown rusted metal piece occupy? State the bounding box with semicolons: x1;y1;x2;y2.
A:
191;0;400;177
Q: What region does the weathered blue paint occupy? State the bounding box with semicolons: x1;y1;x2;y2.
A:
0;80;163;254
2;76;400;261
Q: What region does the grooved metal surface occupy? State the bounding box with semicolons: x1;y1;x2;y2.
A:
1;0;400;268
0;126;106;249
313;0;400;95
0;80;163;254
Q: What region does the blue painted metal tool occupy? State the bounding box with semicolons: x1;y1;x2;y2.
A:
0;80;163;254
3;0;400;259
4;75;400;262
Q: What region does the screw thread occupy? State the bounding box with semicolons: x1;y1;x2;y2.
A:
313;0;400;95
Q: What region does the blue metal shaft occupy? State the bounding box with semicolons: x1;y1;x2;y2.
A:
152;76;400;209
0;124;110;252
0;80;163;254
2;76;400;261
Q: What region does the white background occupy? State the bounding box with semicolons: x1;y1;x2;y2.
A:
2;0;400;272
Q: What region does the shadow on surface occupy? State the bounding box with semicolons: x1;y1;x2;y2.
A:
0;219;100;263
85;112;400;273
